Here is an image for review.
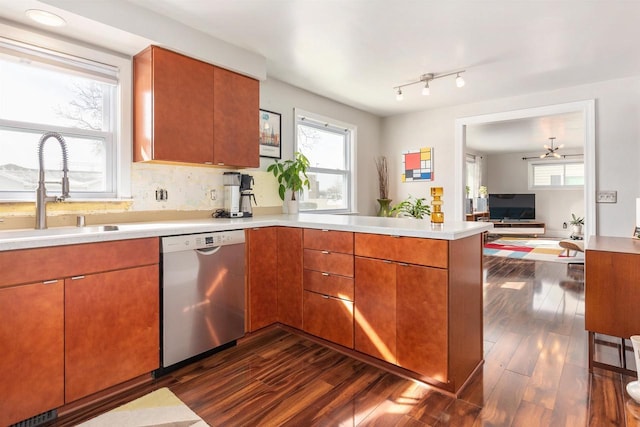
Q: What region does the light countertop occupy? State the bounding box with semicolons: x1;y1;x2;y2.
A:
0;214;493;251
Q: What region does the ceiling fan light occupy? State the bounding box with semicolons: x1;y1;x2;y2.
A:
456;73;465;88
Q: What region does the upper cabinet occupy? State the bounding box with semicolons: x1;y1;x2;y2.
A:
133;46;259;167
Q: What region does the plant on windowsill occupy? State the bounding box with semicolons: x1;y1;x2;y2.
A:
390;195;431;219
570;213;584;235
267;151;311;214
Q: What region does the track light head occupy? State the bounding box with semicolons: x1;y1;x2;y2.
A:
396;88;403;101
422;81;430;96
456;73;465;88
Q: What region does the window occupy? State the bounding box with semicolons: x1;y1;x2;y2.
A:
0;33;129;200
295;109;356;213
529;160;584;189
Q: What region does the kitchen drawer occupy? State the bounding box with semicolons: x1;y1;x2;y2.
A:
303;249;354;277
303;269;354;301
304;229;353;254
354;233;448;269
0;238;159;289
303;290;353;348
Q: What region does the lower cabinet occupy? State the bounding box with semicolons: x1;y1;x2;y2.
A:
65;265;159;402
354;257;396;364
0;238;159;425
277;227;303;329
0;280;64;427
303;290;354;348
247;227;278;331
396;263;448;382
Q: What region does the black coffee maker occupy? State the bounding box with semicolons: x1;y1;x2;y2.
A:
239;174;256;217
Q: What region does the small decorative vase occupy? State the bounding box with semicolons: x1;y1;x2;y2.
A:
377;198;392;217
572;224;583;235
431;187;444;224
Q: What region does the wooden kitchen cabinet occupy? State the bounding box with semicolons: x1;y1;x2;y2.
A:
133;45;259;167
354;257;396;364
65;265;159;402
134;46;214;164
396;263;448;382
303;290;354;348
277;227;303;329
213;66;259;167
0;238;160;423
0;280;64;427
247;227;278;331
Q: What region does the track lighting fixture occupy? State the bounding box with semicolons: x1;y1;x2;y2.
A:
394;70;466;101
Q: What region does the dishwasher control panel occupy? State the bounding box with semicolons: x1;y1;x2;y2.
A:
161;229;245;253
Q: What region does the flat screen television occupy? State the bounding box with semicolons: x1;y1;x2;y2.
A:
489;193;535;220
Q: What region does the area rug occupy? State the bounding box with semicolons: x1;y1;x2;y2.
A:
77;387;209;427
484;237;584;263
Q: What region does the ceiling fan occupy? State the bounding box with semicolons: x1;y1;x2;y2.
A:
540;137;564;158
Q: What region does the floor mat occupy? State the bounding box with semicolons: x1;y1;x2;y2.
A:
77;387;209;427
484;237;584;263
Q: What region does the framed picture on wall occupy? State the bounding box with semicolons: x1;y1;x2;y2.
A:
259;109;281;159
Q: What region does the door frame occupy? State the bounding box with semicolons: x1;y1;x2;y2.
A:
454;100;596;237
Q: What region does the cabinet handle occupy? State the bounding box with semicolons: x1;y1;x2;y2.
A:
322;272;330;276
392;235;401;238
398;263;409;267
71;275;85;280
383;260;393;264
42;280;58;285
204;162;213;165
321;229;329;232
321;295;330;299
321;250;330;254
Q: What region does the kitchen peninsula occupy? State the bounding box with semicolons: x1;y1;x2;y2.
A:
0;214;491;426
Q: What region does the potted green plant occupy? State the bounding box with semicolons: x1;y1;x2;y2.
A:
570;213;584;235
390;195;431;219
267;152;311;214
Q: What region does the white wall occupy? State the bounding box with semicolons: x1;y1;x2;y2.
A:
259;78;382;215
382;76;640;237
128;78;382;215
486;151;584;237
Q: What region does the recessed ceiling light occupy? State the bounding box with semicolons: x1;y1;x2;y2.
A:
25;9;67;27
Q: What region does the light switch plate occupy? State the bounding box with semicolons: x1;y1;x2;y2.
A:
596;190;617;203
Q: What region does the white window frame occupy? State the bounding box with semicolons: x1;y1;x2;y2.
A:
0;21;132;201
528;159;584;190
294;108;357;214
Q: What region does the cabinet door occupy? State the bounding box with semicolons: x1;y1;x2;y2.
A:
354;257;396;364
65;265;159;402
213;66;259;167
277;227;303;329
135;46;214;163
303;291;353;348
0;281;64;427
396;264;448;382
247;228;278;331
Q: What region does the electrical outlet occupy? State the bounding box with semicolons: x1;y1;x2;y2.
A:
155;188;168;201
596;190;617;203
210;189;217;201
563;222;567;229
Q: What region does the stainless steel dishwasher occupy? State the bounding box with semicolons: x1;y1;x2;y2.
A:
159;230;245;373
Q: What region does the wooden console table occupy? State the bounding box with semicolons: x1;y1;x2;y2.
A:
489;221;545;236
586;236;640;374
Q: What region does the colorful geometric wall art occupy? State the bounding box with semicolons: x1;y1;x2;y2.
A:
402;147;434;182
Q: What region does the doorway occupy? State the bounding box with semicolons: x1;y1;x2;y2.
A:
454;100;596;238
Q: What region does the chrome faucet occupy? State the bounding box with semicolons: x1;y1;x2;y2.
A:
35;132;70;229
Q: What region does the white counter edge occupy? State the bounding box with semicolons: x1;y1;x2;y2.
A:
0;214;493;251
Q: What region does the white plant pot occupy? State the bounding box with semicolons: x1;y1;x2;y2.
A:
572;224;583;235
287;199;299;214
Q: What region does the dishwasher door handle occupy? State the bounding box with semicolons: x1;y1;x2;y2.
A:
196;246;223;255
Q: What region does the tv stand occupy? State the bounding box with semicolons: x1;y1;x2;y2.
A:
489;220;545;236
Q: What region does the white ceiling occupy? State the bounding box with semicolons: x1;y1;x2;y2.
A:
0;0;633;152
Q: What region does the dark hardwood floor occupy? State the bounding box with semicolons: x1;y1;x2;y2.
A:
50;256;640;426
